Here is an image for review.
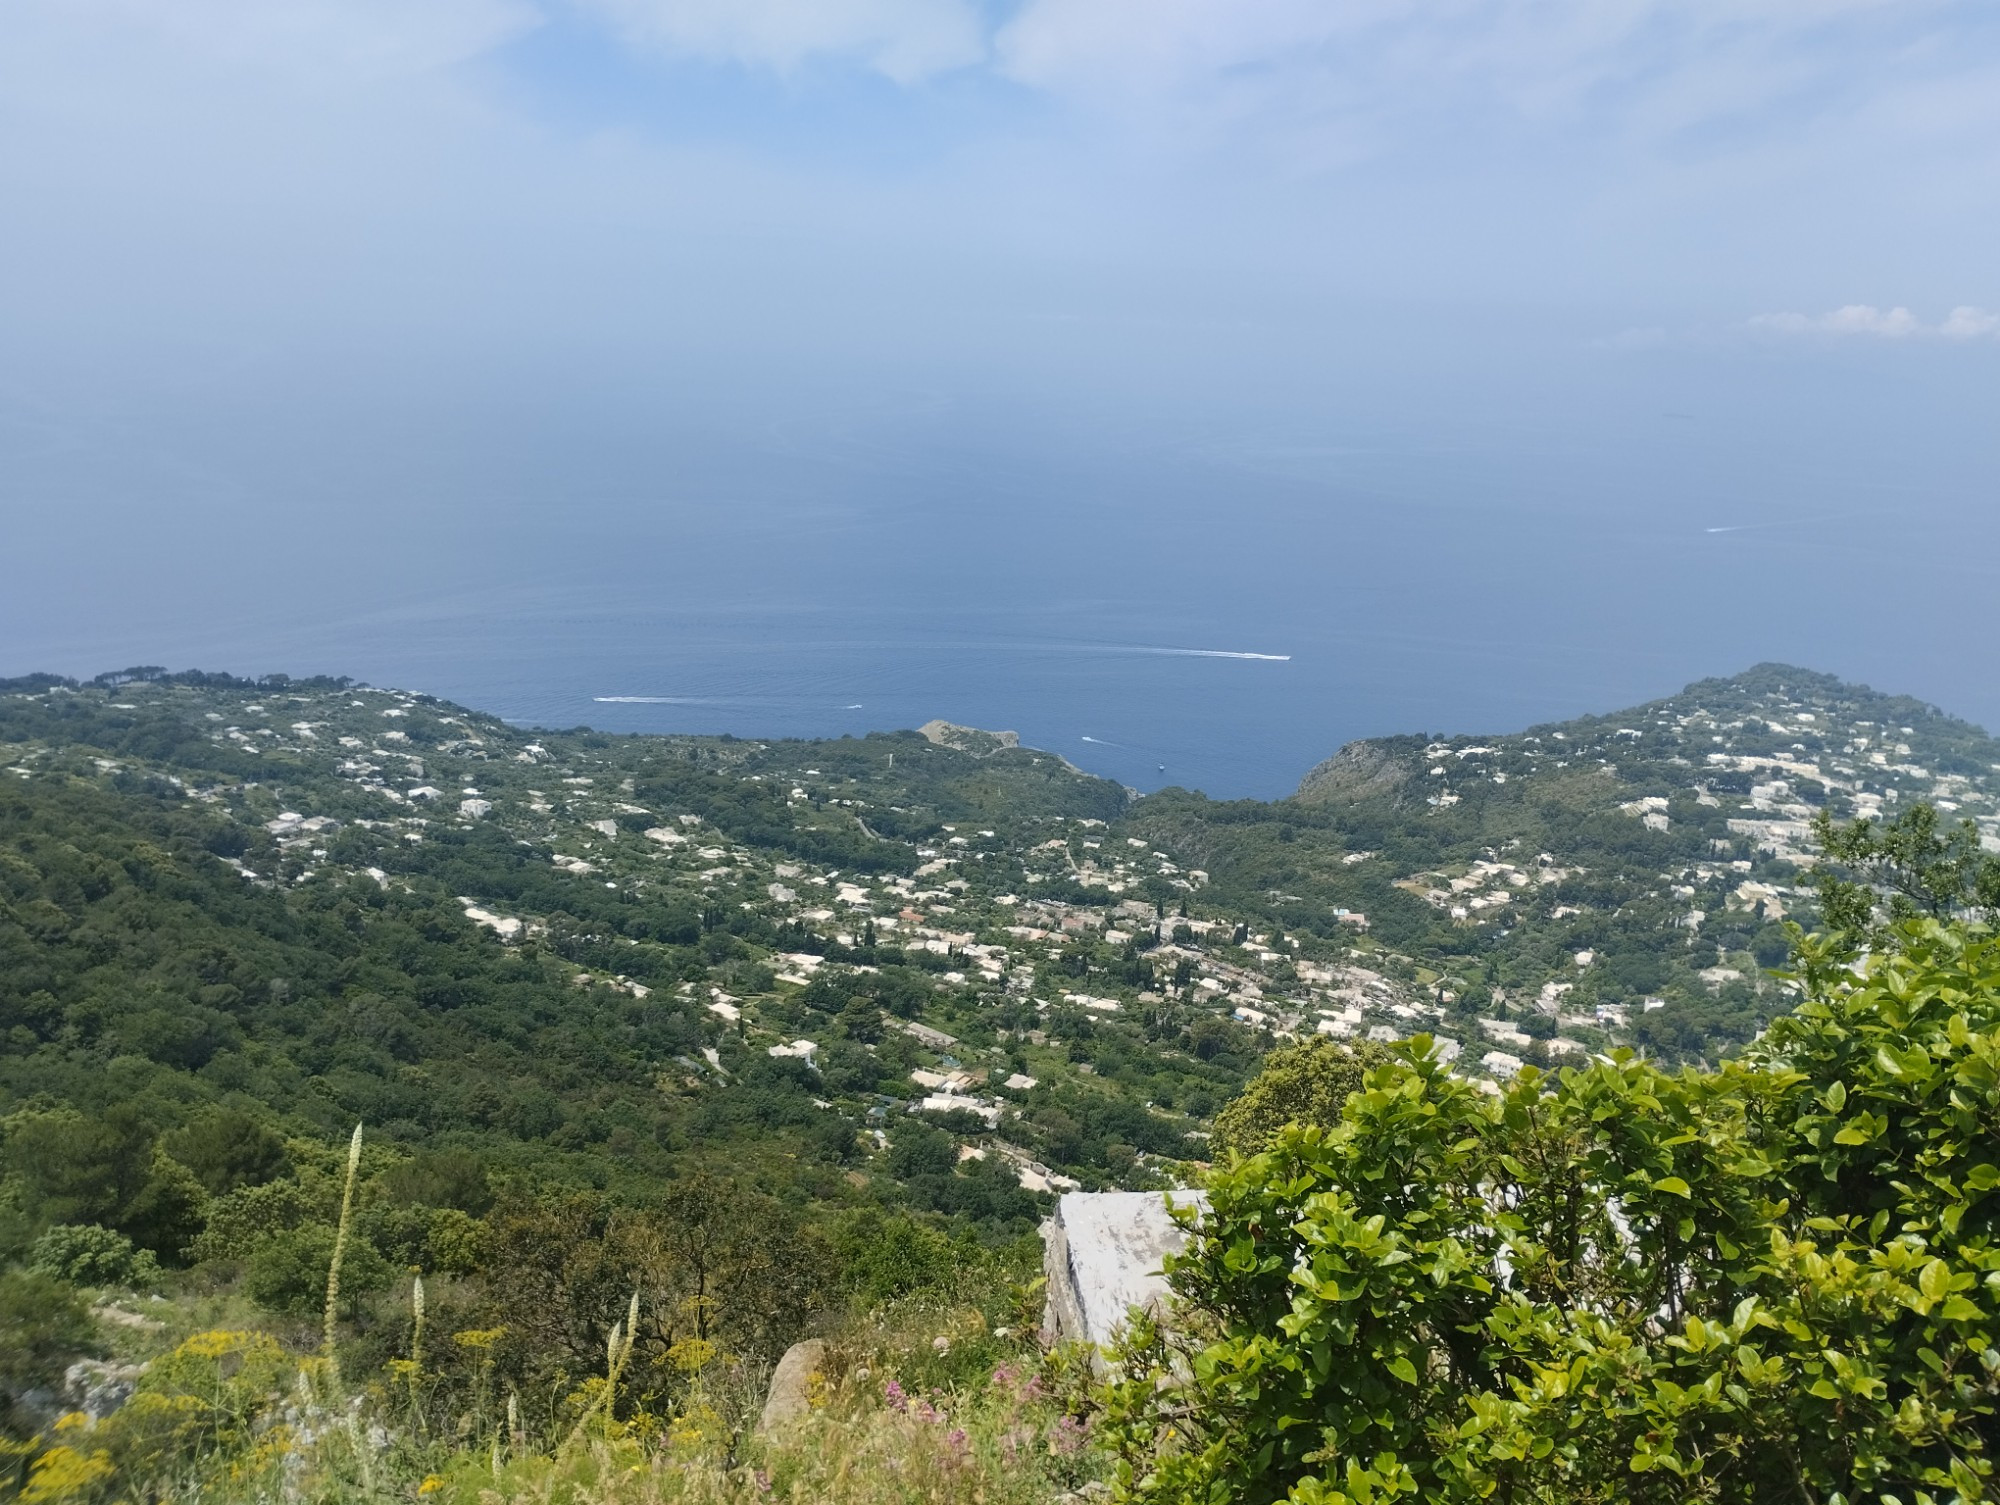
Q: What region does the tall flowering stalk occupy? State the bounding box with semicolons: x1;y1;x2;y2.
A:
322;1122;364;1381
561;1291;640;1454
407;1275;427;1420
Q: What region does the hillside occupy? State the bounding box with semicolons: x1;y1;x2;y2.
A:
1123;663;2000;1070
8;659;1996;1199
0;669;1254;1249
4;658;1997;1495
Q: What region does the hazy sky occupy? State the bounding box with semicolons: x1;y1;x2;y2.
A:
4;1;1999;788
6;0;1996;345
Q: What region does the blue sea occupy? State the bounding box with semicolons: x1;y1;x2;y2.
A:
7;346;1996;799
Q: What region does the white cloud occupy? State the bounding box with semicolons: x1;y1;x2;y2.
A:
576;0;986;83
7;0;538;86
1940;305;2000;339
1750;305;1998;339
992;0;1951;125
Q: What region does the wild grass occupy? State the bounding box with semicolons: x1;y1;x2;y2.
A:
14;1217;1106;1505
427;1366;1101;1505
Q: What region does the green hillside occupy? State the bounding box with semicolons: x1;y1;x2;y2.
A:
5;661;2000;1501
1124;663;2000;1066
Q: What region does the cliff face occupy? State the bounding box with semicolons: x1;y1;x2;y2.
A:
1292;736;1423;804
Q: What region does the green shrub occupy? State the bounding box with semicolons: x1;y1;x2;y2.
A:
834;1211;958;1306
425;1207;488;1275
1102;915;2000;1503
0;1270;97;1431
29;1223;162;1287
379;1149;493;1214
183;1177;323;1263
244;1224;391;1317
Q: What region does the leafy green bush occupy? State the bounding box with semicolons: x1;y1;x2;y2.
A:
184;1178;323;1263
29;1223;161;1286
1102;916;2000;1503
834;1211;959;1306
0;1270;97;1433
243;1224;391;1317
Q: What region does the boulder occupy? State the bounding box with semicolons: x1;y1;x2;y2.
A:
1040;1190;1207;1353
757;1338;827;1433
63;1359;146;1420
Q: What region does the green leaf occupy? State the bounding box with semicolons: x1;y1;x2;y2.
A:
1824;1080;1847;1113
1385;1354;1419;1385
1940;1296;1983;1322
1652;1176;1692;1198
1919;1260;1950;1303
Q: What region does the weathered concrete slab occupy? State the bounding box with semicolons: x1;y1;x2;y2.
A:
1041;1189;1208;1351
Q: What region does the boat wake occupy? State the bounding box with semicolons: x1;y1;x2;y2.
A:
594;696;864;709
1119;645;1290;661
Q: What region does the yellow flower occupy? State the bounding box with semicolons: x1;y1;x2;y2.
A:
23;1446;115;1503
418;1474;445;1495
178;1329;259;1360
667;1336;717;1376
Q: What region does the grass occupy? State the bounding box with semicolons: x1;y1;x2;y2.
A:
15;1252;1106;1505
424;1364;1102;1505
15;1118;1106;1505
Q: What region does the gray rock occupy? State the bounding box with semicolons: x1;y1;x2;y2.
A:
1040;1190;1207;1354
63;1359;146;1420
757;1338;827;1433
9;1388;61;1429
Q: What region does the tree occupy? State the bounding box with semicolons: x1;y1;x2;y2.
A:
886;1120;957;1179
1208;1035;1395;1156
1101;912;2000;1503
1810;802;2000;944
1;1106;204;1258
835;993;883;1043
476;1177;836;1408
162;1109;290;1196
378;1148;493;1214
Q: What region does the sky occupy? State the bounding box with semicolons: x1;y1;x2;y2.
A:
3;1;1998;792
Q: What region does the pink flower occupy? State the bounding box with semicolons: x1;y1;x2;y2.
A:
884;1380;908;1413
1049;1414;1091;1457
